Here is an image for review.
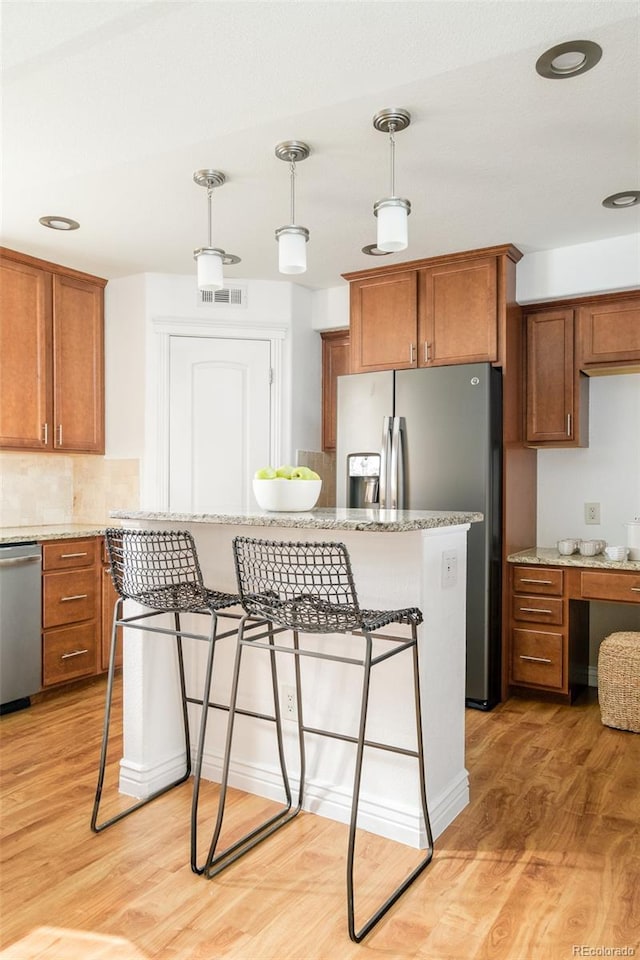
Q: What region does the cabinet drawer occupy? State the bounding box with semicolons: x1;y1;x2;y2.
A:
513;566;563;596
42;538;98;571
512;595;563;625
43;622;97;685
511;629;564;690
43;568;98;627
580;571;640;603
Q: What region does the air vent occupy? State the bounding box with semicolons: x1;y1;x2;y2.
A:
198;285;246;307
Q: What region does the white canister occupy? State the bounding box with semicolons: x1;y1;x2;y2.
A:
626;519;640;561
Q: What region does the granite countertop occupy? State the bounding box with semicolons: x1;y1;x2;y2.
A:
110;506;483;533
507;547;640;572
0;523;113;545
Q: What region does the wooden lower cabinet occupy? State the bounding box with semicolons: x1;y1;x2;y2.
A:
41;537;101;688
509;564;589;703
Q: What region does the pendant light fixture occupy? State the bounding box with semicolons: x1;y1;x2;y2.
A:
193;169;240;291
274;141;310;275
373;108;411;253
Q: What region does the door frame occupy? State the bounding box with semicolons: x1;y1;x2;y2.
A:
148;316;287;509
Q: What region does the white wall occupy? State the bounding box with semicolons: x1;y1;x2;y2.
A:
516;234;640;303
104;272;322;508
537;374;640;546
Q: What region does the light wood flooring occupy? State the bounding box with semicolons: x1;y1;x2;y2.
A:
1;677;639;960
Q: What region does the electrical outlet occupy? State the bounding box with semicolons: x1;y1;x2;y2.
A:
442;549;458;588
584;502;601;525
281;683;297;720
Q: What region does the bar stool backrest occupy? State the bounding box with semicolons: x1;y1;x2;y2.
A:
232;536;364;633
105;528;209;612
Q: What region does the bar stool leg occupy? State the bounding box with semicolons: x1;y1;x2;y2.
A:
91;604;192;833
346;625;434;943
203;618;303;878
190;613;219;874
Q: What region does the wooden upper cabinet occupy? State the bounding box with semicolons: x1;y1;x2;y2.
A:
418;256;498;366
0;248;106;454
321;329;350;451
53;275;105;452
344;245;521;375
525;308;588;447
577;296;640;366
349;271;418;373
0;257;52;449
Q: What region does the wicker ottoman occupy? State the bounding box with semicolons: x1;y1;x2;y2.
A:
598;632;640;733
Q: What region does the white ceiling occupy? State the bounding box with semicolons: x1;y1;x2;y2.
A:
2;0;639;290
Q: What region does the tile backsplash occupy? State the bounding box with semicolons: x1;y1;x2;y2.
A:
0;452;139;527
296;450;336;507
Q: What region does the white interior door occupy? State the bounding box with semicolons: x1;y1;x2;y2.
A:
169;335;271;511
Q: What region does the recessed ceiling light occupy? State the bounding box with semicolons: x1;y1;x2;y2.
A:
602;191;640;209
535;40;602;79
39;215;80;231
361;243;392;256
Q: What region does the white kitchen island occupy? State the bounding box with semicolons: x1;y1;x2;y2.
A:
110;506;482;846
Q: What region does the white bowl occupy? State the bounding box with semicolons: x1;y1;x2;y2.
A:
253;478;322;512
578;539;603;557
604;545;629;561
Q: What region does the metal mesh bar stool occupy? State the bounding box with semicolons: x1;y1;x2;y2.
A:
91;528;266;875
204;536;433;943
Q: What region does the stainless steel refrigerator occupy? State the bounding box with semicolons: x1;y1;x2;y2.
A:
336;363;502;710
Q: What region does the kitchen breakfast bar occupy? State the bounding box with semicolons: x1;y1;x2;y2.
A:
110;506;482;846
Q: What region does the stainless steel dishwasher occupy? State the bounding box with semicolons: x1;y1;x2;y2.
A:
0;543;42;714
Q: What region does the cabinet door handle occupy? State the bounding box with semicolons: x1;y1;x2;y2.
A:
60;593;88;602
56;424;63;446
409;343;416;363
60;552;88;559
519;578;554;585
566;413;572;436
519;606;554;614
60;649;89;660
520;655;553;664
42;423;48;445
424;341;430;363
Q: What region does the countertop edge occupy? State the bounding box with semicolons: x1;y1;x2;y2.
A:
507;548;640;572
109;507;483;532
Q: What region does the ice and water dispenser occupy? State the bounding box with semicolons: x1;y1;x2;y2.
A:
347;453;381;508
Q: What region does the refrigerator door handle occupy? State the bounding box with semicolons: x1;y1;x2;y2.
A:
379;416;392;508
390;416;405;510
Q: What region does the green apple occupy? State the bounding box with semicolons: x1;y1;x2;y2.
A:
291;466;312;479
307;470;321;481
275;465;295;479
254;466;277;479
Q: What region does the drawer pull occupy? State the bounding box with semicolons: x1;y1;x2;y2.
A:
520;655;553;664
632;587;640;593
519;606;554;614
60;648;89;660
60;593;89;602
60;552;88;559
520;578;554;585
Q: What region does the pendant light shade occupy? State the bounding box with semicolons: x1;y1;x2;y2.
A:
373;108;411;253
192;169;240;292
275;141;310;275
195;248;224;290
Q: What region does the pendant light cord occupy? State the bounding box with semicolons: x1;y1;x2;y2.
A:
207;185;214;247
389;124;397;198
290;158;297;225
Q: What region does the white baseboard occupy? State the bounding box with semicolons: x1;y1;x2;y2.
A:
117;746;470;847
198;750;469;847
